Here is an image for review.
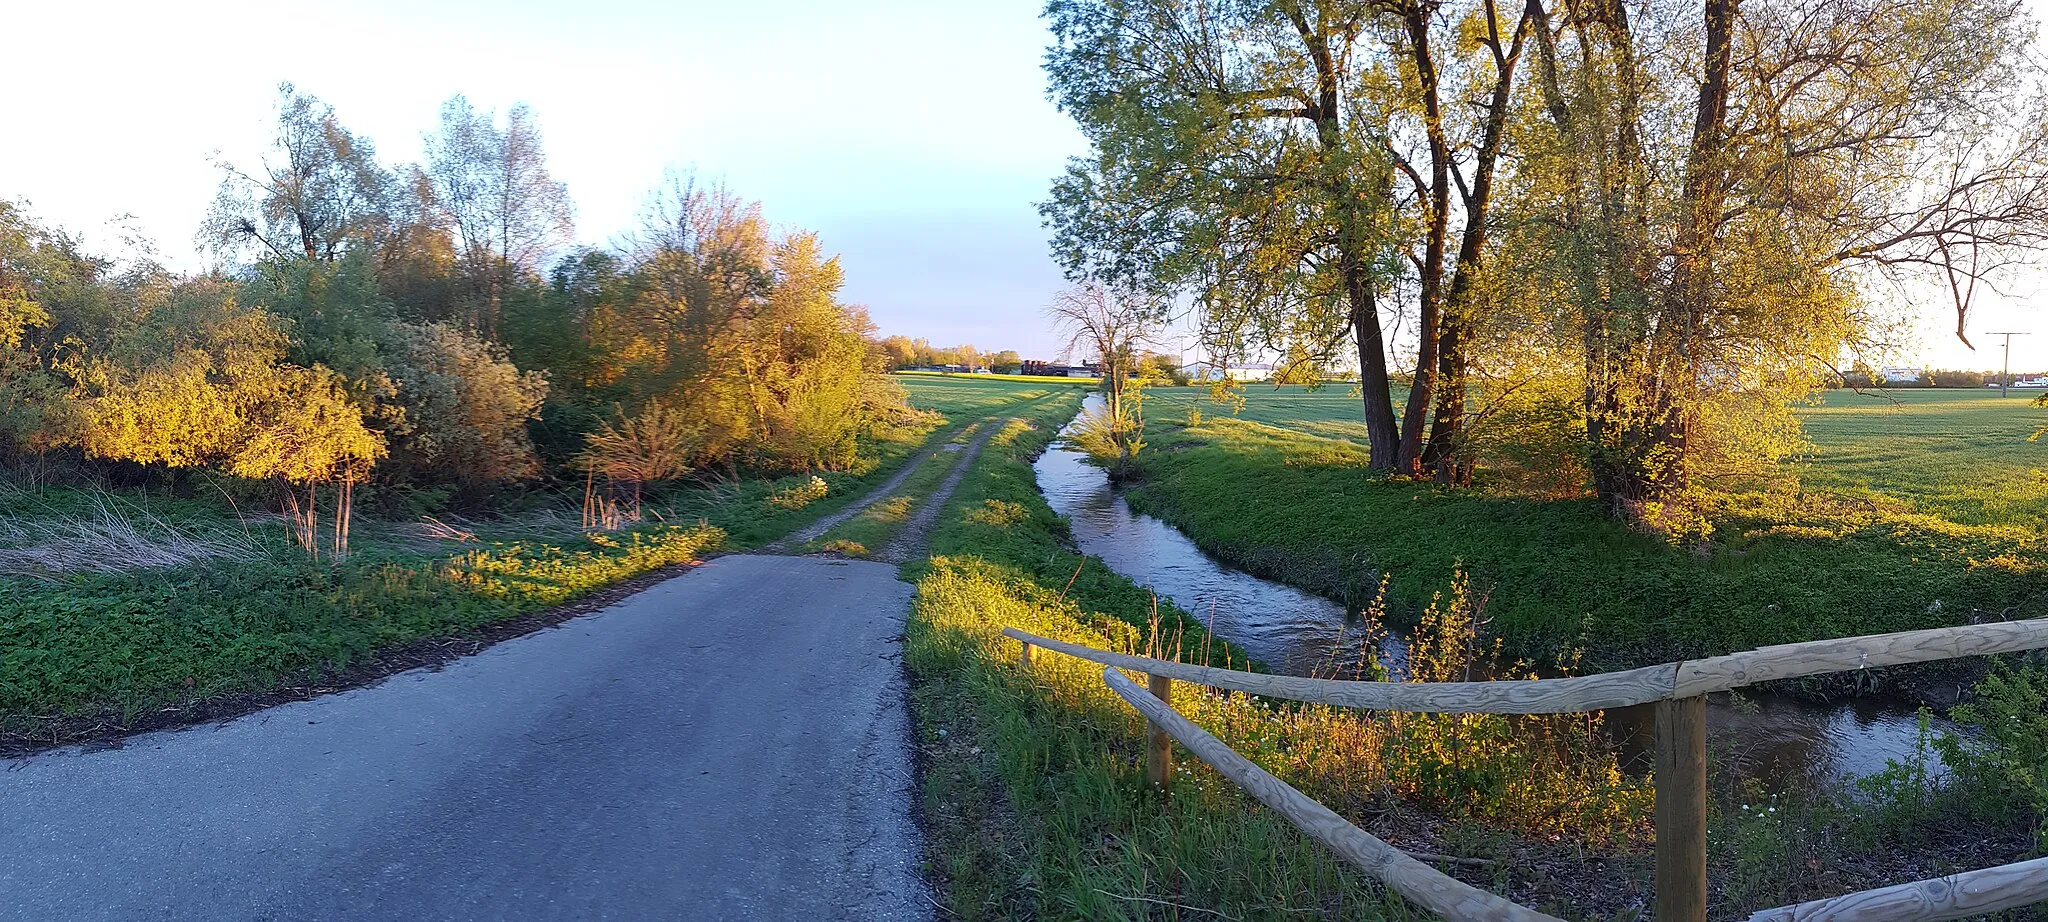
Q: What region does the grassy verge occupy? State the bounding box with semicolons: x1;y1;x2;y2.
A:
901;392;1666;919
0;522;723;727
0;408;980;731
1129;397;2047;678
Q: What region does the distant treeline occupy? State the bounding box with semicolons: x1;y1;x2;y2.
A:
0;84;923;548
1832;369;2035;388
873;337;1024;373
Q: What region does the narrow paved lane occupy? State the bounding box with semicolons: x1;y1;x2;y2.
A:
0;555;930;922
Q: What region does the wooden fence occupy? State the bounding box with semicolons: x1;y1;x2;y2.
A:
1004;621;2048;921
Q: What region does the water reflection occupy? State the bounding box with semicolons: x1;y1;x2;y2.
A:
1033;397;1944;788
1609;692;1942;788
1034;408;1385;677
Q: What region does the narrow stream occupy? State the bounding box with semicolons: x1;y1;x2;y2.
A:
1035;397;1943;789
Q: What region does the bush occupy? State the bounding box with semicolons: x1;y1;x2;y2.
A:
1934;662;2048;842
767;475;829;510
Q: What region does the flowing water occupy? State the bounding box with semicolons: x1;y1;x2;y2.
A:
1034;397;1943;788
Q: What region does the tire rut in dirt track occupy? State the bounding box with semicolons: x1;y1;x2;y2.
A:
766;422;981;552
875;420;1003;563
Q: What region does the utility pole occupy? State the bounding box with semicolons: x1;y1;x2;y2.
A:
1988;332;2029;397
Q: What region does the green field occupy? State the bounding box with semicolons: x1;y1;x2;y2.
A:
895;373;1095;418
1130;385;2048;676
1799;388;2048;526
896;369;1101;386
1149;384;2048;527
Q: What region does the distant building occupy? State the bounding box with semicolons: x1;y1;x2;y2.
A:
1878;367;1925;384
1181;361;1272;382
1021;360;1100;378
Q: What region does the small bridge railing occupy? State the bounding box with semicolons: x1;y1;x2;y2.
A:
1004;621;2048;922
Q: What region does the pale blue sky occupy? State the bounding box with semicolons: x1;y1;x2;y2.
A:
3;0;2041;367
3;0;1087;356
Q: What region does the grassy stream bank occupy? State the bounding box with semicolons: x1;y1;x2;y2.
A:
902;379;2048;920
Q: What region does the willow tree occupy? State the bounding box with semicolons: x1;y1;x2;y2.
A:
204;83;393;264
1515;0;2048;515
1049;283;1160;477
1044;0;1537;478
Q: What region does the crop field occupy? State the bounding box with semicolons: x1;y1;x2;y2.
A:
894;372;1093;419
1129;384;2048;671
1799;388;2048;526
1148;384;2048;528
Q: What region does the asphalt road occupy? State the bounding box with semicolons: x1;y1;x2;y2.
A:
0;555;931;921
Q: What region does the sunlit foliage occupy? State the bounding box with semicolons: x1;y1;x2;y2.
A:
0;87;918;551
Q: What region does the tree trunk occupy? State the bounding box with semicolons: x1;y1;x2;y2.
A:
1422;2;1529;484
1594;0;1737;510
1423;314;1466;482
1395;4;1453;477
1347;256;1400;471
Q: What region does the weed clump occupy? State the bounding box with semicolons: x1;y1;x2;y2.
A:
767;475;829;510
818;539;868;557
963;499;1026;528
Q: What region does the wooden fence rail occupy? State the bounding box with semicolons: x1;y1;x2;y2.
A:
1102;667;1566;922
1745;857;2048;921
1003;620;2048;714
1008;618;2048;922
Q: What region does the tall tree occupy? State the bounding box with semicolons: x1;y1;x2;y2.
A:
424;96;575;335
1518;0;2048;513
1043;0;1532;477
204;83;392;263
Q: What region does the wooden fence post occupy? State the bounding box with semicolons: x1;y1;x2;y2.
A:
1020;641;1034;670
1655;694;1708;922
1145;673;1173;794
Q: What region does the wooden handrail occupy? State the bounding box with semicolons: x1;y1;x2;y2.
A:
1745;856;2048;921
1101;666;1565;922
1006;618;2048;714
1675;619;2048;697
1006;627;1678;713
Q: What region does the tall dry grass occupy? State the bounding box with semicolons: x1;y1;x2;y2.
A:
0;488;264;578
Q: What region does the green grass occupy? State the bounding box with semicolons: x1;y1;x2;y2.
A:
0;522;723;724
804;425;983;556
1132;387;2048;674
0;403;985;726
901;392;1428;921
897;370;1103;385
895;373;1095;419
1798;388;2048;526
899;381;2048;919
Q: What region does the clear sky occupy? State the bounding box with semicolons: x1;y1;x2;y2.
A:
2;0;1088;357
2;0;2042;369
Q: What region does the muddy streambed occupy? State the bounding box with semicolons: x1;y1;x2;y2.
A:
1034;397;1941;789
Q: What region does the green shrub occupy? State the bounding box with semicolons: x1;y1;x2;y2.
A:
1935;662;2048;843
